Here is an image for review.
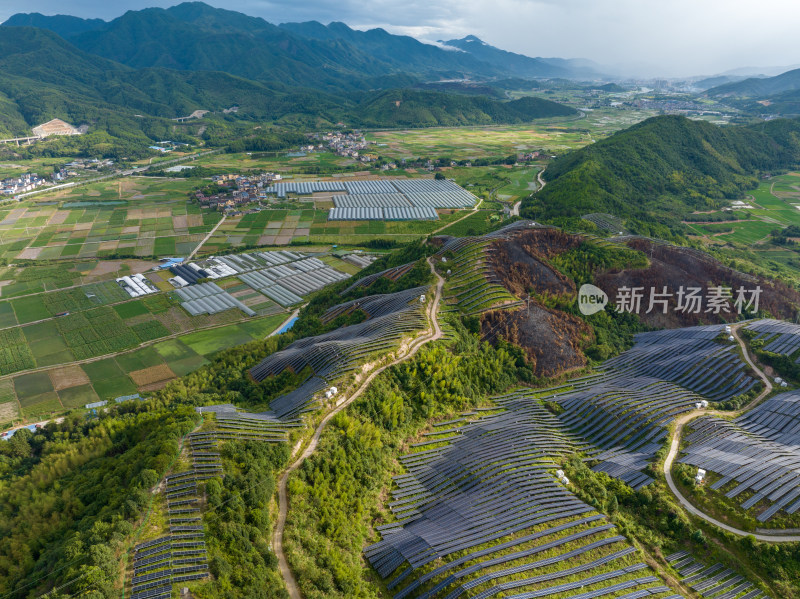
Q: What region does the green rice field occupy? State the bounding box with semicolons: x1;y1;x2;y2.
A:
0;312;287;422
691;173;800;246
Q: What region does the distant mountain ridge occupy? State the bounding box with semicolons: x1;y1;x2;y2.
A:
706;68;800;97
2;12;106;37
3;3;501;91
3;3;603;86
0;25;576;140
440;35;605;79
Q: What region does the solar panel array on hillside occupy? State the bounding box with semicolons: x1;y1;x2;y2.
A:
248;286;428;420
680;389;800;521
517;324;754;490
339;261;416;296
746;319;800;360
364;391;682;599
600;325;756;401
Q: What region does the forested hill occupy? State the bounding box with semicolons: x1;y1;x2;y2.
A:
704;69;800;116
0;26;575;143
3;2;500;92
521;115;800;225
356;90;576;127
706;68;800;98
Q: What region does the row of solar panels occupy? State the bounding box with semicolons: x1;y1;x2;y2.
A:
202;250;308;274
681;388;800;522
333;193;411;207
239;266;350;307
264;179;476;204
747;319;800;359
364;392;675;599
175;282;256;317
328;206;439;221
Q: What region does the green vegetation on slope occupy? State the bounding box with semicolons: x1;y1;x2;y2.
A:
521;115;800;230
0;404;199;598
284;319;534;599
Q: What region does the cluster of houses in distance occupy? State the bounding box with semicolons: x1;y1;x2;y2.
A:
317;130;384;163
195;172;283;214
1;159;114;198
1;173;49;196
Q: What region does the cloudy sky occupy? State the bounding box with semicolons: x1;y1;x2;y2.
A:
1;0;799;77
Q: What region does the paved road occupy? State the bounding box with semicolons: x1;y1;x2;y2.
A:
511;166;545;217
661;323;800;542
186;215;226;261
272;257;445;599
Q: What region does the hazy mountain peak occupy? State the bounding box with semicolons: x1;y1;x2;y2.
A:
2;11;106;37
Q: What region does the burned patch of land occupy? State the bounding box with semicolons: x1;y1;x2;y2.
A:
596;239;800;328
487;228;580;298
481;304;590;377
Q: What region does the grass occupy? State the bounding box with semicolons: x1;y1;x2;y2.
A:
177;315;284;357
115;346;165;373
22;320;60;343
0;302;17;327
20;393;63;418
237;314;287;339
179;326;254;357
495;166;541;201
166;355;208;376
435;211;501;237
153;338;196;362
114;300;150;319
83;357;125;382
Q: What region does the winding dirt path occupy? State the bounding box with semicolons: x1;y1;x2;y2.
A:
431;197;483;235
661;324;800;542
273;258;445;598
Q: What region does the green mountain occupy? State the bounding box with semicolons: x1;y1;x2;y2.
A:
706;68;800;97
4;3;501;93
355;89;576;127
521;115;800;224
0;27;325;127
0;26;575;150
278;21;500;79
2;12;105;37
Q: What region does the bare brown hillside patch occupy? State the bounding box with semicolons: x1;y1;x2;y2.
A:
481;304;591;377
596;239;800;328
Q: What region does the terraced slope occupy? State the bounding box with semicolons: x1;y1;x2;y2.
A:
365;392;682;599
679;389;800;522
